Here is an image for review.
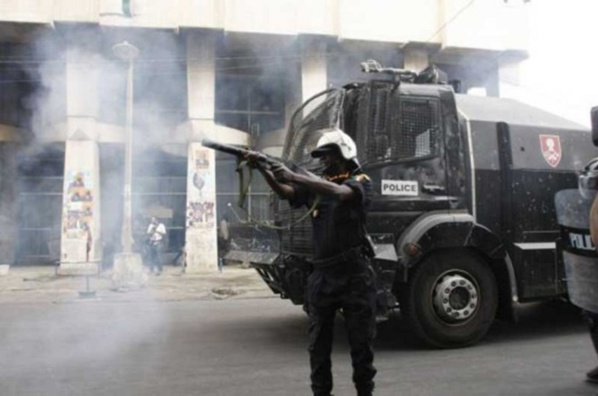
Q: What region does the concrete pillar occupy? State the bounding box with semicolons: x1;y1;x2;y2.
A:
60;141;101;270
497;58;521;98
301;40;328;113
0;143;18;272
184;32;218;272
59;38;102;274
66;43;100;121
185;142;218;271
404;48;429;73
285;75;302;131
486;68;500;98
187;34;215;122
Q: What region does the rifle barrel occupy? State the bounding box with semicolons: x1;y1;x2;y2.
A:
201;138;246;157
201;138;277;166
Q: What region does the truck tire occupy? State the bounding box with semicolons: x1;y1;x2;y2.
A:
400;250;498;348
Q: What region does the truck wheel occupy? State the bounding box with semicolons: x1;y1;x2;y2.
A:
401;250;498;348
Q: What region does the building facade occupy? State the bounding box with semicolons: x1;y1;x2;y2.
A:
0;0;530;272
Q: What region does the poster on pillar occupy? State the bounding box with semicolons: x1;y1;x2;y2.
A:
62;170;94;262
185;143;218;271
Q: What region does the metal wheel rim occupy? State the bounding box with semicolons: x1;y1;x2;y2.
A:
431;269;480;324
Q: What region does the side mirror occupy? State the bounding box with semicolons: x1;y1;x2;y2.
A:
592;106;598;146
449;79;462;93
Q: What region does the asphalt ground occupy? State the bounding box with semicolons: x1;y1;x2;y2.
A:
0;263;274;304
1;264;598;395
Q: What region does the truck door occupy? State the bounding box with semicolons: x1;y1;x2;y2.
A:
348;83;464;234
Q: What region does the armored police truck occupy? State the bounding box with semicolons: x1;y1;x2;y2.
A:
250;64;598;348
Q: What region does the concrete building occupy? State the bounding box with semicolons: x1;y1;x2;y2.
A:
0;0;530;272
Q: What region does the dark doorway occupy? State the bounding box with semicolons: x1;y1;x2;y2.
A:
132;146;187;264
16;144;65;265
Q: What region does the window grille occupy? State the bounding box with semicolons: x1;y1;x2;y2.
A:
355;83;440;164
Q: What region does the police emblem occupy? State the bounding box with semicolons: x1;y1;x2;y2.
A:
539;134;562;168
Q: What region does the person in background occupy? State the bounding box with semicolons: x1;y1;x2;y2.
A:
172;243;187;271
146;217;166;275
218;214;230;271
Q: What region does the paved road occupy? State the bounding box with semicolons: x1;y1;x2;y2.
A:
0;265;272;303
0;297;597;396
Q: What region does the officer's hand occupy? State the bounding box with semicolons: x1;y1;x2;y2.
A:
243;152;262;169
272;163;294;183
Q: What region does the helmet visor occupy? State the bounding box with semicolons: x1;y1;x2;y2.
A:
311;144;338;158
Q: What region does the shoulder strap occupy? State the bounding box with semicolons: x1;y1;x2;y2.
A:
361;223;376;258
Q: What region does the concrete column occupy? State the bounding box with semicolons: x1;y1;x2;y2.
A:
60;140;101;272
0;143;18;272
187;34;215;122
285;75;302;131
404;48;429;73
66;44;99;121
301;40;328;113
496;58;521;98
184;32;218;272
486;67;500;98
60;38;102;274
185;142;218;271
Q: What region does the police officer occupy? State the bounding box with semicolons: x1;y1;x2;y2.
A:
585;158;598;383
249;128;377;396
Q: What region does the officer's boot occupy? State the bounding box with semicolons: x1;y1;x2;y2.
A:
355;383;374;396
587;329;598;383
586;312;598;384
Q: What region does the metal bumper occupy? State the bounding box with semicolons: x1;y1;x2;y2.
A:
250;254;311;305
250;245;401;311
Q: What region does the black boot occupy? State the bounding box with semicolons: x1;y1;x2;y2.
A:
586;311;598;383
587;366;598;384
356;383;374;396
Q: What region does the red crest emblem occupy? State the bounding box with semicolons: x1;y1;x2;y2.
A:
539;135;561;168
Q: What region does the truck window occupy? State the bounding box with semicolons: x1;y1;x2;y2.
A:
286;88;345;167
354;84;441;165
395;98;439;160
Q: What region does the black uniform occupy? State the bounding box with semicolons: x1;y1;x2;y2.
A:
292;170;377;396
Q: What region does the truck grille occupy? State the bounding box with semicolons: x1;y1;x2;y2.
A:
275;197;313;257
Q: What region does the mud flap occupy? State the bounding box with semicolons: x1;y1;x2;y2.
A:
372;243;399;320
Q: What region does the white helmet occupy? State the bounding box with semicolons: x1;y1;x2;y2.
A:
311;127;358;160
